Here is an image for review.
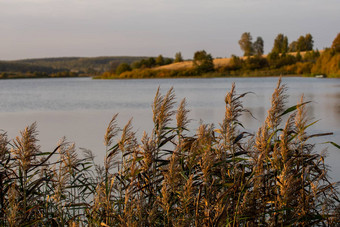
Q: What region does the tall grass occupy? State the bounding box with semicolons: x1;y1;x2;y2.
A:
0;78;339;226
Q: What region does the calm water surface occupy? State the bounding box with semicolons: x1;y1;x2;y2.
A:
0;77;339;179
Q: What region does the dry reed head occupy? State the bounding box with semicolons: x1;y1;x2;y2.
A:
104;113;119;147
254;125;269;159
181;174;194;210
265;77;287;130
159;179;171;220
12;122;40;172
118;118;136;154
177;174;194;225
224;83;243;125
196;124;214;185
275;116;297;214
139;131;157;176
176;98;190;132
165;152;180;191
219;82;249;158
152;86;162;124
5;184;19;227
152;86;176;138
61;142;78;175
279;114;295;163
0;130;9;160
295;95;308;142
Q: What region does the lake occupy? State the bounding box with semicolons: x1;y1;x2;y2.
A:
0;77;339;180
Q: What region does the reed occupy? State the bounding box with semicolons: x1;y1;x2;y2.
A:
0;78;339;226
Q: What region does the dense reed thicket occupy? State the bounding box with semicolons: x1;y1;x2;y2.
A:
0;78;339;226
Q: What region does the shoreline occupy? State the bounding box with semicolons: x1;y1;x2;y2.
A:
94;73;334;80
1;74;337;80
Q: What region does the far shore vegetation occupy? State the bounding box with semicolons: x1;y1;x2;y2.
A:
98;32;340;79
0;56;147;79
1;32;340;79
1;79;340;225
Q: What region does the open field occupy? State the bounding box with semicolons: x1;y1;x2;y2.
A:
154;57;238;70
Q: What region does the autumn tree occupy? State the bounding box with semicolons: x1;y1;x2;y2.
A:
253;37;264;56
331;33;340;52
272;34;288;53
239;32;253;56
193;50;214;73
303;49;320;62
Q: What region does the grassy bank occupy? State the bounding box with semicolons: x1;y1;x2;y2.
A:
97;48;340;79
95;67;314;80
0;78;339;226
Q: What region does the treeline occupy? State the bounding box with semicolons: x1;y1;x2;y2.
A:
0;61;63;76
100;33;340;79
0;56;148;79
219;31;340;77
18;56;147;74
238;33;314;57
100;53;182;77
218;50;321;76
98;50;215;79
238;32;340;77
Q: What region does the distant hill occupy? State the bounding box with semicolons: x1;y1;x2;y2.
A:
0;56;148;76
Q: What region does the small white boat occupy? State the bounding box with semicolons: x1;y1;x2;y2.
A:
315;74;326;78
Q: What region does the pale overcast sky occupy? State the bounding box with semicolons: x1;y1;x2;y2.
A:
0;0;339;60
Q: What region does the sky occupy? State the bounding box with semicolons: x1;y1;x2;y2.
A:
0;0;339;60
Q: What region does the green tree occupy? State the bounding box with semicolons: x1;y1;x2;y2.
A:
244;55;267;70
155;55;165;66
228;55;243;70
239;32;253;56
164;58;174;65
136;58;156;68
331;33;340;52
296;36;306;51
296;34;313;51
305;33;314;51
174;52;183;63
253;36;264;56
267;51;280;68
272;34;288;53
296;51;302;62
145;57;156;67
131;60;142;69
116;63;131;75
289;41;298;52
193;50;214;73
